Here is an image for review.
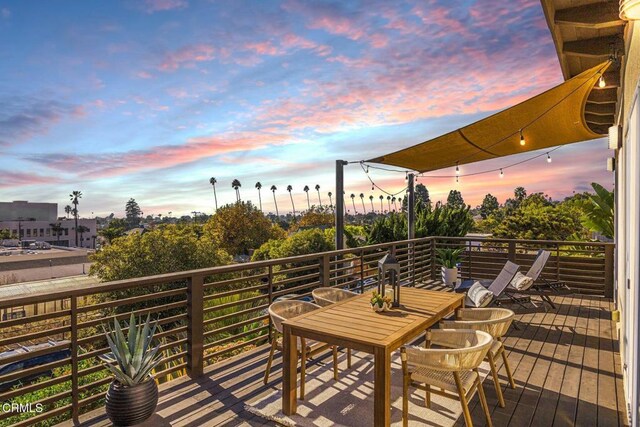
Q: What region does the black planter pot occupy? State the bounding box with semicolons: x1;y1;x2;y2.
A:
105;378;158;426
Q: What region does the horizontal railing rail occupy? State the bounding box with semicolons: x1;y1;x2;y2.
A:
0;236;613;426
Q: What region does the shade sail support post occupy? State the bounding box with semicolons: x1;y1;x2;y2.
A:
335;160;348;250
407;173;415;240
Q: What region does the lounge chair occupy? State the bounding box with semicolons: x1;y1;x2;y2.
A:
400;329;494;427
503;250;571;309
441;308;516;408
264;300;339;399
456;261;530;308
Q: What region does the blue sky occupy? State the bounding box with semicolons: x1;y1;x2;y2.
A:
0;0;612;217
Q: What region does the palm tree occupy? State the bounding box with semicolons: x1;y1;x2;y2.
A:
359;193;366;213
49;223;63;245
287;185;296;217
303;185;311;210
69;190;82;246
369;195;375;212
387;195;392;211
392;196;397;211
255;182;263;211
350;194;357;214
76;225;90;248
64;205;72;218
328;192;333;209
315;185;322;208
379;195;384;213
270;185;279;217
209;177;218;211
231;179;241;202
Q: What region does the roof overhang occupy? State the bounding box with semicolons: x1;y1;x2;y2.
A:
540;0;625;133
368;62;610;173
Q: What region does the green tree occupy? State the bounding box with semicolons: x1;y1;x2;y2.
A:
203;201;285;256
446;190;465;208
209;177;218;211
289;206;333;232
491;193;581;240
255;182;263;211
64;205;72;218
76;225;90;247
69;190;82;246
402;183;430;212
125;198;142;228
367;212;407;244
90;224;231;281
580;182;614;239
232;179;242;202
252;228;334;261
49;222;63;244
480;194;499;219
98;218;127;244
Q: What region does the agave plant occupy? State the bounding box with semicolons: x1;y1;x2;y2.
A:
436;248;463;269
99;314;162;387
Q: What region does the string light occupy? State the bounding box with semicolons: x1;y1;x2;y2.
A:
455;175;459;183
598;75;606;88
547;152;552;163
499;168;504;178
519;129;526;146
455;163;460;175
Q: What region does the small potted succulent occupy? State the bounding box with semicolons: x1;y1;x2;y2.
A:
99;314;162;427
370;291;392;312
437;248;463;287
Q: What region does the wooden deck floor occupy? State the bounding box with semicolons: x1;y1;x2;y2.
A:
64;284;628;427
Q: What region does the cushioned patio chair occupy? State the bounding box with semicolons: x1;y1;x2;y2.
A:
401;329;494;427
264;300;339;400
441;308;516;408
312;287;358;367
458;260;532;309
503;250;572;309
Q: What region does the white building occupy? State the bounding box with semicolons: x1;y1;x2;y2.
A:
0;201;97;248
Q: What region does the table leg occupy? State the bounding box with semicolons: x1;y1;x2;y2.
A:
282;325;298;415
374;347;391;426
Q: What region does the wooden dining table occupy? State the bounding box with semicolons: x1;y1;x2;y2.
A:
281;287;465;426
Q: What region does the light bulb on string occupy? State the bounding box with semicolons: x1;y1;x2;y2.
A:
499;168;504;179
519;129;526;146
598;75;606;88
455;175;459;184
547;153;552;163
455;163;460;175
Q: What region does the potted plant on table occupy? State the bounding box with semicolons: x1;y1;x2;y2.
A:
436;248;463;287
370;291;392;312
99;314;162;427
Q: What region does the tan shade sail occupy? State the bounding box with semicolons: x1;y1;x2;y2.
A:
368;62;610;173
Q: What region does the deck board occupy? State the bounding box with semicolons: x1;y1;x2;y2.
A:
59;283;627;427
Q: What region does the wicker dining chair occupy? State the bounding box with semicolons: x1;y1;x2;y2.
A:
264;300;339;400
440;308;516;408
400;329;493;427
312;287;358;367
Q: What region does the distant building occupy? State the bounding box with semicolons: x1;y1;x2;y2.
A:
0;201;97;248
0;201;57;222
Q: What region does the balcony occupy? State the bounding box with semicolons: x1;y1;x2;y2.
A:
0;237;622;426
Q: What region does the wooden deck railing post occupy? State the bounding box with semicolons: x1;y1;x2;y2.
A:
507;241;516;263
70;295;79;423
186;275;204;378
268;265;274;341
430;238;437;281
604;244;615;299
319;253;330;288
359;249;365;294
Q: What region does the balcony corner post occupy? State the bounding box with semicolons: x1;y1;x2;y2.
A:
187;275;204;378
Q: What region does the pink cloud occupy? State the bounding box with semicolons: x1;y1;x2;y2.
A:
159;44;215;71
0;172;61;189
143;0;188;13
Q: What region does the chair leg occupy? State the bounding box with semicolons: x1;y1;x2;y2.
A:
347;348;352;368
263;338;277;385
488;353;505;407
402;374;409;427
453;372;473;427
500;346;516;389
300;339;307;400
425;384;431;408
332;346;339;381
474;370;493;427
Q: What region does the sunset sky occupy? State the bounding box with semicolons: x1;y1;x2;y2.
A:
0;0;613;217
